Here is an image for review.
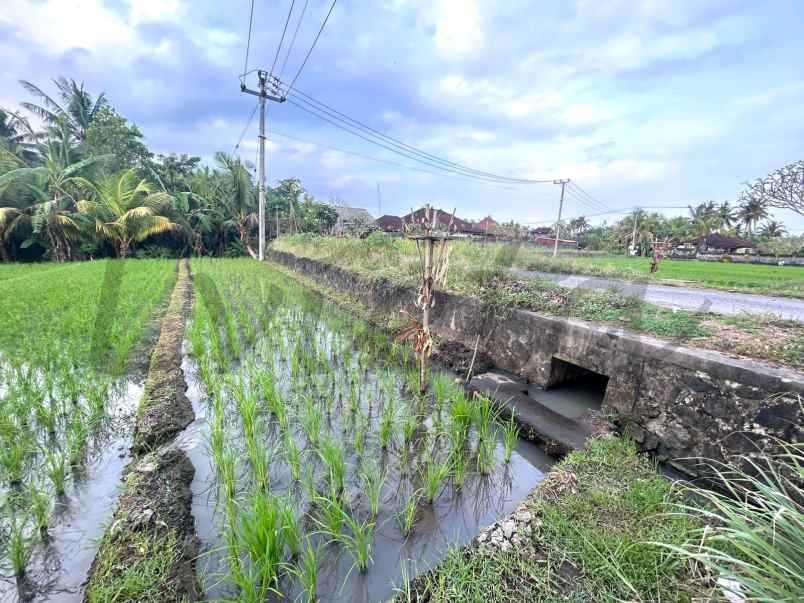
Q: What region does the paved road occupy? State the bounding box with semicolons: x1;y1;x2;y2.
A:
511;268;804;321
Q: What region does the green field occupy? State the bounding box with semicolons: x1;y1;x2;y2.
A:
522;252;804;297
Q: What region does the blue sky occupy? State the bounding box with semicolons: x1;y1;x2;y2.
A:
1;0;803;230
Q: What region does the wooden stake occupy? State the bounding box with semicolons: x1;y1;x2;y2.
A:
420;235;434;393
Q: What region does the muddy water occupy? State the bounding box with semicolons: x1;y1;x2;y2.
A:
0;380;142;603
183;306;555;602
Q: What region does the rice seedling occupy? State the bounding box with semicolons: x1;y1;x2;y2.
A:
46;451;67;495
284;432;302;482
472;395;498;443
476;436;497;475
397;489;422;536
341;513;375;574
294;537;320;603
237;492;286;599
402;412;417;445
0;435;28;487
379;399;397;450
450;391;473;433
301;397;323;447
279;496;301;557
30;486;52;539
317;435;346;497
501;414;519;463
8;519;32;577
451;448;467;490
420;455;452;504
360;462;388;519
353;425;365;457
246;437;270;491
313;493;345;543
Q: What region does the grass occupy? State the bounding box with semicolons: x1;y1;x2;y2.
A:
663;440;804;601
401;436;704;602
273;234;804;368
273;234;804;298
85;530;186;603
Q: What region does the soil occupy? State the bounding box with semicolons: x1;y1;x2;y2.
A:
431;339;494;377
133;259;195;454
83;446;198;602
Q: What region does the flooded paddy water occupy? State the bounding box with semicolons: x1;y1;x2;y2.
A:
186;259;555;601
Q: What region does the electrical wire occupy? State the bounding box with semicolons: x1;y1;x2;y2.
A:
569;181;610;212
278;0;310;81
282;87;560;187
285;97;554;186
282;84;558;185
270;0;297;78
241;0;255;79
285;0;338;93
233;101;260;154
268;127;518;190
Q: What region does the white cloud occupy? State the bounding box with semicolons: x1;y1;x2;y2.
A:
431;0;485;58
127;0;188;26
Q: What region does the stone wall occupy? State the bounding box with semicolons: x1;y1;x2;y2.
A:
269;250;804;477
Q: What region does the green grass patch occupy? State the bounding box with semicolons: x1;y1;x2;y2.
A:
85;530;188;603
401;437;702;602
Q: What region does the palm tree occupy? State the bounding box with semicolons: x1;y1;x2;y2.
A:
758;220;786;238
19;78;107;143
0;135;106;261
716;201;735;230
213;152;257;255
77;169;175;258
568;216;590;236
737;198;769;235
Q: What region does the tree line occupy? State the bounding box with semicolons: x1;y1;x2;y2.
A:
0;78;338;262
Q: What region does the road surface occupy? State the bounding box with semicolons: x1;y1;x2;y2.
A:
511;268;804;321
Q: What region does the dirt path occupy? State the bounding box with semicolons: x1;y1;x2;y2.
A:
512;268;804;320
84;259;198;603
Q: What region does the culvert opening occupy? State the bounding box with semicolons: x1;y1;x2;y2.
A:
528;357;608;420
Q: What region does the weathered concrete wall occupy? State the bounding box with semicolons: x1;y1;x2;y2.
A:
269;250;804;476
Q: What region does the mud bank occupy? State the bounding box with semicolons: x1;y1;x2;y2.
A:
84;260;197;602
267;250;804;478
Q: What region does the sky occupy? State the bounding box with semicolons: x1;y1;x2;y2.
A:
1;0;803;230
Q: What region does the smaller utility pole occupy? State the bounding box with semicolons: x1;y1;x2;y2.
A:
240;70;285;260
552;179;569;257
629;208;640;256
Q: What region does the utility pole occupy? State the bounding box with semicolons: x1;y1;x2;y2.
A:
240;70;285;260
629;208;640;256
552;179;569;257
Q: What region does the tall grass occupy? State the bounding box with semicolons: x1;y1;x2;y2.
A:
662;441;804;601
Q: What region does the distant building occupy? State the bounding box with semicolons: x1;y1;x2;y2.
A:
402;207;483;235
477;216;497;231
332;206;374;236
376;214;404;233
694;233;756;254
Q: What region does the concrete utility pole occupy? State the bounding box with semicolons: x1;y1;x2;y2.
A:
629;209;640;256
552;179;569;257
240;70;285;260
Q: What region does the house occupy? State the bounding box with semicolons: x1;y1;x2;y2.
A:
694;233;756;254
332;206;374;236
477;216;497;231
402;207;484;235
534;236;578;249
375;214;404;233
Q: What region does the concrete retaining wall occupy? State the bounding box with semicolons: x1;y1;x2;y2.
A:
269;250;804;476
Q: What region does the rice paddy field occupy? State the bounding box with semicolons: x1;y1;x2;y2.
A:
184;258;553;601
0;259;177;601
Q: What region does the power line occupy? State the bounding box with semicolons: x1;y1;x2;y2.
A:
278;0;310;81
280;85;559;185
241;0;256;78
285;0;338;94
269;0;297;78
267;127;518;190
569;181;610;212
233;100;260;154
284;97;554;186
523;206;690;225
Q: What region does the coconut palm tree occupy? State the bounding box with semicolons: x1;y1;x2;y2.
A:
568;215;590;236
19;78;107;143
758;220;786;238
77;169;175;258
737;198;769;235
0;134;106;261
212;152;257;255
716;201;736;230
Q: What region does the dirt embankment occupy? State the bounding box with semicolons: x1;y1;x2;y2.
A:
84;259;197;603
